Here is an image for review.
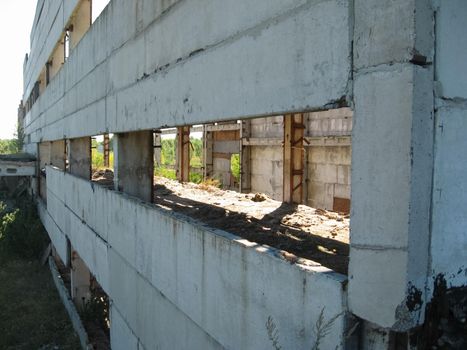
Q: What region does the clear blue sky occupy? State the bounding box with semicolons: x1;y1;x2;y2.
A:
0;0;36;139
0;0;110;140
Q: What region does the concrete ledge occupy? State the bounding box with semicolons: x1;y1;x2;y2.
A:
48;256;92;350
45;166;349;349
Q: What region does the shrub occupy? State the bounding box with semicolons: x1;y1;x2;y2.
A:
0;196;49;260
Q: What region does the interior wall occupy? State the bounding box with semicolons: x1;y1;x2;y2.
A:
307;145;351;211
249;116;283;200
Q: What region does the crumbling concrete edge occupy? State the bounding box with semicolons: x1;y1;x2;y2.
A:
48;256;93;350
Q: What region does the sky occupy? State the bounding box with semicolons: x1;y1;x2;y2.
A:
0;0;37;139
0;0;110;140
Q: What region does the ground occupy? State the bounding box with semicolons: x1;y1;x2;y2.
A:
0;189;81;350
0;256;81;349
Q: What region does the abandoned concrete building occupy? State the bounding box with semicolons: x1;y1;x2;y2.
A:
11;0;467;348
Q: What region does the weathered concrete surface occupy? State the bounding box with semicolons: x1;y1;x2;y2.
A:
24;0;80;99
46;166;348;349
24;0;351;142
69;137;91;179
434;0;467;100
429;0;467;294
349;0;435;330
113;131;153;202
307;144;351;211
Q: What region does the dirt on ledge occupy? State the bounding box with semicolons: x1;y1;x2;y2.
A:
92;170;349;274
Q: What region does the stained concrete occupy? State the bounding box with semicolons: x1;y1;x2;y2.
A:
46;166;348;349
23;0;351;142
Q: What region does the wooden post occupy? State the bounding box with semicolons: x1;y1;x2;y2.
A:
103;134;110;168
240;120;251;193
283;114;305;204
176;126;190;182
203;125;213;179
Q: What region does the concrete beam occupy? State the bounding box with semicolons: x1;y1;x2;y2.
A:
114;131;153;202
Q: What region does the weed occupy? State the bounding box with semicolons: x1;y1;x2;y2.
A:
0;194;49;260
312;308;342;350
266;316;282;350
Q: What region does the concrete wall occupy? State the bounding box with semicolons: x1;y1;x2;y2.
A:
249;116;283;199
305;108;352;137
307;143;351;211
45;166;348;349
349;0;435;331
429;0;467;292
24;0;80;98
23;0;351;142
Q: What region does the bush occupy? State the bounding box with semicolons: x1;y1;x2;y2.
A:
0;196;49;260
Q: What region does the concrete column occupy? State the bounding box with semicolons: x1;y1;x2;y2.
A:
154;131;161;167
69;137;91;179
114;131;153;202
349;0;434;332
50;140;66;170
71;250;91;309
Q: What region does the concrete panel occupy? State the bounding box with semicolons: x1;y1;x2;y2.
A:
24;0;80;99
24;0;350;142
251;146;283;200
354;0;433;70
37;200;68;265
350;63;434;329
110;305;139;350
435;0;467;100
44;166;348;349
430;106;467;289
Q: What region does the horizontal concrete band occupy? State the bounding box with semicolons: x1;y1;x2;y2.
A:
24;0;350;142
45;166;347;349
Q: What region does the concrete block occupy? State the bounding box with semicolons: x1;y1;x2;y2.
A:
351;66;413;247
435;0;467;99
354;0;434;70
337;165;351;185
26;0;350;142
350;63;434;329
349;247;408;329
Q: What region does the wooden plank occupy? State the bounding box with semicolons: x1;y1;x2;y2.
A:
213;130;240;141
176;126;191;182
283;114;304;204
240;119;251;193
206;124;241;132
242;138;282;146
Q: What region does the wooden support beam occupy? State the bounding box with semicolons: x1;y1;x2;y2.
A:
240;119;251;193
103;134;110;168
203;125;213;179
176;126;191;182
283;114;304;204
